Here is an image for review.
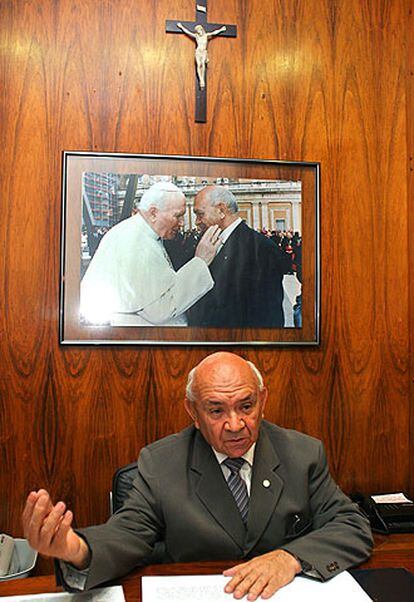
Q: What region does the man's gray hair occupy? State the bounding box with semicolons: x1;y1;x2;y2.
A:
139;181;183;211
203;186;238;214
185;359;264;402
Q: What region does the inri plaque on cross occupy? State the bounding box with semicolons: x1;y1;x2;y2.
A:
166;1;237;123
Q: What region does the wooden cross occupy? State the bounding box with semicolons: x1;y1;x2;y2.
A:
166;1;237;123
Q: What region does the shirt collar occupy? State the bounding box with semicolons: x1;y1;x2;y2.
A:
212;442;256;467
219;217;242;245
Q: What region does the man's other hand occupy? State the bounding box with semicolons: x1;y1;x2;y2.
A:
223;549;301;600
22;489;90;569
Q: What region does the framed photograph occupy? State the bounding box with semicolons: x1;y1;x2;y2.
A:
60;152;320;345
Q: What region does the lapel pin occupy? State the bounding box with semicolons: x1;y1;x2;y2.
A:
262;479;271;488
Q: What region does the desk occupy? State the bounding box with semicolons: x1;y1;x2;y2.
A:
0;534;413;601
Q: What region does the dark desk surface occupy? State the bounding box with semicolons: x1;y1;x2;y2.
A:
0;534;413;600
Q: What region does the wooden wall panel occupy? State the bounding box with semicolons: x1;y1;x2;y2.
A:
408;0;414;497
0;0;412;575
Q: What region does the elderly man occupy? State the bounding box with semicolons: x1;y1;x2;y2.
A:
23;353;372;599
80;181;221;326
187;186;291;328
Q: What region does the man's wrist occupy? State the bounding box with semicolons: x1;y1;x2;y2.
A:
65;538;91;570
276;549;302;574
282;550;308;574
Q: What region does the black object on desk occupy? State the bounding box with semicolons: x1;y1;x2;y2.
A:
351;568;414;602
351;493;414;534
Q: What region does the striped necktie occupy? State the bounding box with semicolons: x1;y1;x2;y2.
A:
223;457;249;524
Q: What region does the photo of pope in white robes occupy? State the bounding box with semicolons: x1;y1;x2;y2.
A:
80;182;222;327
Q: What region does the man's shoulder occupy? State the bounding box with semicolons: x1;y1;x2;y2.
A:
231;222;279;251
261;421;323;455
231;220;256;240
137;426;198;477
98;215;143;247
142;425;196;456
104;215;138;234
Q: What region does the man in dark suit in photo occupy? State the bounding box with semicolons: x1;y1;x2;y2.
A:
187;186;291;328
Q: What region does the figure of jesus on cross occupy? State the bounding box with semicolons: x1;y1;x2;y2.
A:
166;1;237;122
177;22;227;89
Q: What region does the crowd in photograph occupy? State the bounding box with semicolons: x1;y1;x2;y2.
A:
258;228;302;281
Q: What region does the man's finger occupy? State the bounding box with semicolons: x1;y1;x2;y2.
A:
245;575;269;601
223;560;248;577
260;575;285;600
54;507;73;533
207;225;220;238
25;492;55;545
38;501;67;548
52;510;73;546
22;491;40;531
224;566;250;592
31;493;54;524
207;226;220;243
232;571;261;599
23;489;50;517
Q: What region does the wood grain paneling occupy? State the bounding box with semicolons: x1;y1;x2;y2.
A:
408;0;414;497
0;0;412;575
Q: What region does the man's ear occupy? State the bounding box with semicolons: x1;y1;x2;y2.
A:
184;397;199;428
217;202;227;220
148;206;158;222
260;387;268;417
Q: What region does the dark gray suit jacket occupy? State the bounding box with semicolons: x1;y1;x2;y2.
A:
187;222;290;328
77;422;372;589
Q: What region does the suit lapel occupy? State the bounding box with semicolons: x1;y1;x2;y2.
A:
190;431;246;551
211;221;244;270
245;427;284;554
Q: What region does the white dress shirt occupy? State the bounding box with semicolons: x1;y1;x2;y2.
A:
212;443;256;495
216;217;242;254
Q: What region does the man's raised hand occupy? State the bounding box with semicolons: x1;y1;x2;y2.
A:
195;225;222;266
22;489;90;569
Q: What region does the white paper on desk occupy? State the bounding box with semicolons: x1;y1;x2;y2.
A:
371;492;413;504
141;572;372;601
0;585;125;602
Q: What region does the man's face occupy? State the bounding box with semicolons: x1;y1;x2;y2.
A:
193;192;222;234
185;356;267;457
153;194;186;239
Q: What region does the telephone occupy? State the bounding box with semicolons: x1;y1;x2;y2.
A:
351;492;414;534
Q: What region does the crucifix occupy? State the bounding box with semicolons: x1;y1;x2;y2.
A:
166;1;237;123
